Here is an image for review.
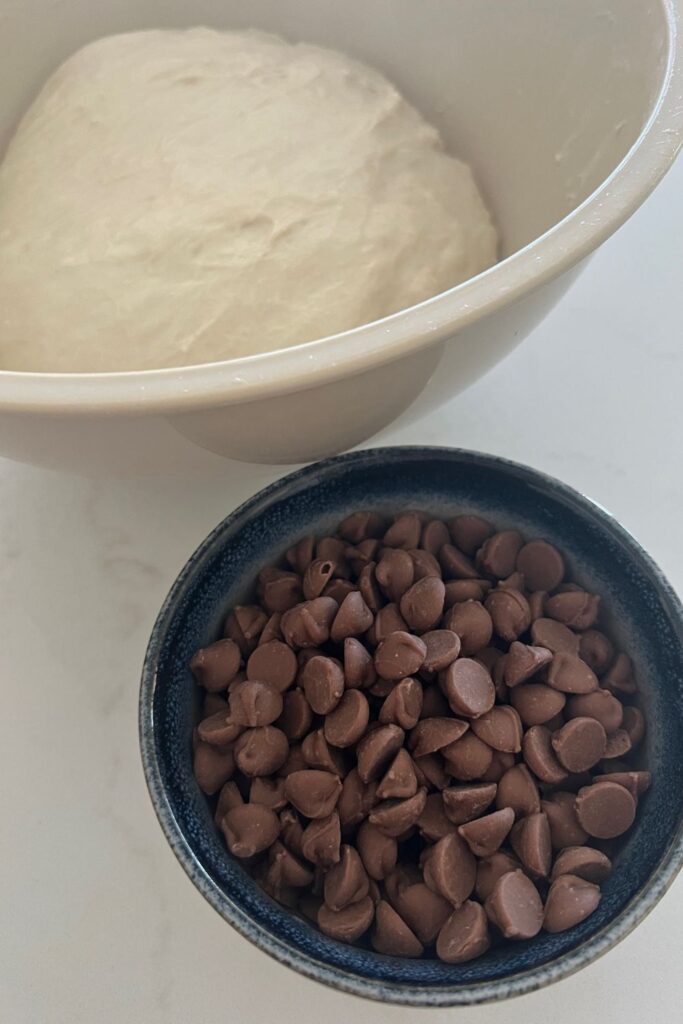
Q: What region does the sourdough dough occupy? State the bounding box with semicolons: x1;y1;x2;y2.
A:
0;28;497;372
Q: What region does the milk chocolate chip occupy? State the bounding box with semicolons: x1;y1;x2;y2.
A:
284;770;342;818
443;601;493;655
191;638;242;691
375;631;427;680
485;869;543;939
437;901;490;963
543;874;601;933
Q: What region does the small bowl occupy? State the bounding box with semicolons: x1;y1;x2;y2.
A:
139;447;683;1005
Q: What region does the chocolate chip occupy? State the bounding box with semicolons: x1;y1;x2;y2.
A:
417;793;459;841
516;540;565;592
246;639;298;693
546;590;600;630
301;728;346;775
224;605;268;654
369;788;427;837
602;653;637;695
409;717;469;757
234;726;289;777
622;706;645;747
324;845;370;911
504;641;553;687
436;901;491;963
374;631;427;680
476;530;524;579
268;841;314;889
471;706;523;753
510;812;552;878
444;579;493;606
356;724;405;783
286;535;315;575
250;776;287;812
522;725;568;784
318;895;375;943
279;807;305;857
278;744;307;777
566;689;623;733
343;637;376;689
368;603;409;646
480;749;515;783
597;770;650;797
281;597;338;648
375;549;415;602
379;677;423;729
337;511;386;543
552;717;607;771
510;683;567;726
190;638;242;691
215;780;243;824
602;728;632;759
423;831;477;907
383;513;423;551
303;558;336;600
421;629;461;673
542;792;588;848
358;562;383;614
284;770;342;818
376;749;418;800
547;653;598;694
443;732;494;780
531;618;580;655
229;680;284;727
337;768;377;828
194;741;234;795
357;821;398;880
528;591;547;620
421;519;451;556
400;576;446;632
442;783;498;824
316;536;350;577
485;869;543;939
475;851;521;902
197;709;243;746
551;846;612;883
543;874;601;933
442;600;493;655
301;812;341;866
346;539;380;576
420;684;450;719
459;808;515;857
320;690;368;748
372;900;424;957
301;655;344;714
386;874;452;944
276;689;313;741
485;588;531;642
408;548;443;581
222;804;280;858
579;630;615;674
258;568;303;614
441;658;496;718
575;781;636;838
496;764;541;818
440;543;479;580
448;515;494;555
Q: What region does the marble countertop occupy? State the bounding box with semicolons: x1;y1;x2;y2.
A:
2;158;682;1024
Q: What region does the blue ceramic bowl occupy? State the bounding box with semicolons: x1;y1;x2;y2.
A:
139;447;683;1005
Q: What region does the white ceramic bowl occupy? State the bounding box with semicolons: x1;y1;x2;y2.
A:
0;0;680;472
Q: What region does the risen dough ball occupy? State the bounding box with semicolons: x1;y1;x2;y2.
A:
0;28;497;372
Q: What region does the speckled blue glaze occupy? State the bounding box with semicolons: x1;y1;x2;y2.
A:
139;447;683;1006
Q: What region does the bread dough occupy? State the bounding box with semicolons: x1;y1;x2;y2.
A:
0;28;497;372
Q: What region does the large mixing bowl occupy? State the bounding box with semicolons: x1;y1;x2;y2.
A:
0;0;680;472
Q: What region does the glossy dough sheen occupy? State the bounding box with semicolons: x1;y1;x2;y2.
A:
0;28;497;371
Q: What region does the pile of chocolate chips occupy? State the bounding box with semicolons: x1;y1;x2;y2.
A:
191;511;649;962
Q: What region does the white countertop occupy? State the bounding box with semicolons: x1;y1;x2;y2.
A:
2;157;682;1024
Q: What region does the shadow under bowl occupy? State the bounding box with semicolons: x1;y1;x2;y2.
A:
139;446;683;1005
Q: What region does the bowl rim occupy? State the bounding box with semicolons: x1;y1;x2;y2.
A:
139;445;683;1006
1;1;682;414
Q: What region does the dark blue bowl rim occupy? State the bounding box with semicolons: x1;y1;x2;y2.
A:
139;446;683;1006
